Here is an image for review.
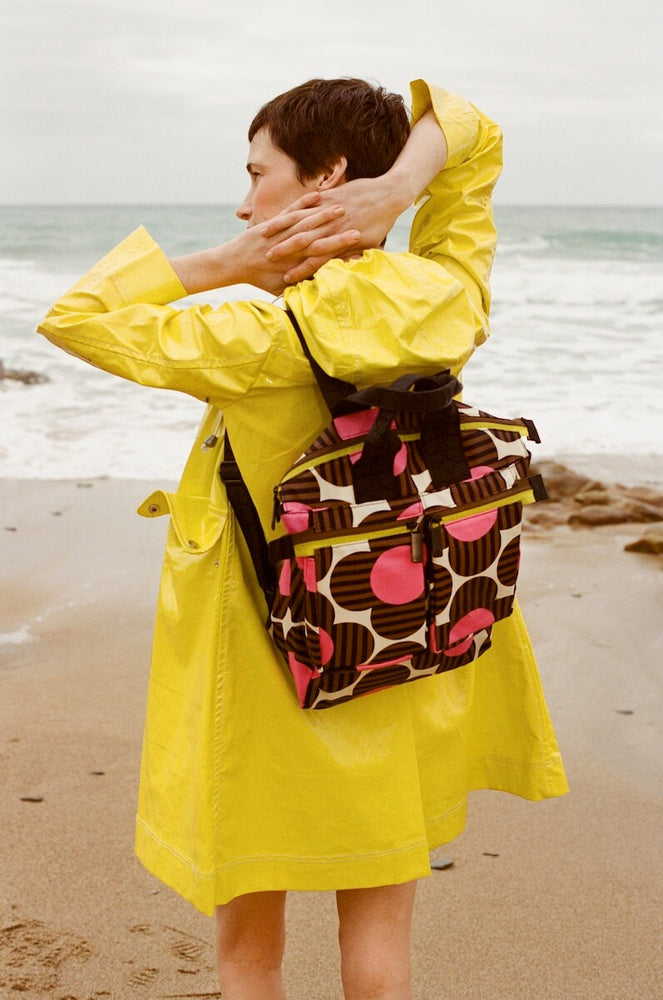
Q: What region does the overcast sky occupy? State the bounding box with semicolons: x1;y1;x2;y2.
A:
2;0;661;206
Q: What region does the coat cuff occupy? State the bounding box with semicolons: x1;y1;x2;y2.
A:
410;80;480;170
63;225;188;310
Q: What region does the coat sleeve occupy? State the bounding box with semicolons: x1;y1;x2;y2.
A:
37;226;296;405
408;81;503;337
284;84;502;382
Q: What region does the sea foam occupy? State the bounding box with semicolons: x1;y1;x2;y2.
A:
1;204;661;480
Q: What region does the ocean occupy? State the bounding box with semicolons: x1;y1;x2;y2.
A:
1;204;662;481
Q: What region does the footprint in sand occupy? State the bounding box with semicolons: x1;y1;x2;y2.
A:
0;918;91;995
128;922;214;977
127;964;160;986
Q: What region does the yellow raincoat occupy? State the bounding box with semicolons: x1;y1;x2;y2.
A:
39;81;567;915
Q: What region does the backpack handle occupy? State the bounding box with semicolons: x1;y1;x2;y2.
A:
336;371;462;417
351;399;469;502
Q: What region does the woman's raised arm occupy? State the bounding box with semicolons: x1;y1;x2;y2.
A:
169;105;454;294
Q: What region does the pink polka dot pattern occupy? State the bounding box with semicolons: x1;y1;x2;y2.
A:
370;546;425;605
318;627;335;666
278;559;291;597
445;509;497;542
449;608;496;645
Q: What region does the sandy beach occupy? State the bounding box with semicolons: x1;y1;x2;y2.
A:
1;463;662;999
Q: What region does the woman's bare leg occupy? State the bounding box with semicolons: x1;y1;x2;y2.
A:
215;890;287;1000
336;881;418;1000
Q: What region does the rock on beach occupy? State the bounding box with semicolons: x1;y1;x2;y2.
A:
527;460;663;553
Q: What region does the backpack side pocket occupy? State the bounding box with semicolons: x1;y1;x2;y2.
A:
428;500;524;658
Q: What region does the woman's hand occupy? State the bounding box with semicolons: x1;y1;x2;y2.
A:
255;192;366;288
264;177;408;284
170;194;362;296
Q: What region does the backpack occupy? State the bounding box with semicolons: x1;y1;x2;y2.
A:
221;310;547;709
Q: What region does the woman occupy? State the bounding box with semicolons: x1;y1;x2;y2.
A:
39;78;567;1000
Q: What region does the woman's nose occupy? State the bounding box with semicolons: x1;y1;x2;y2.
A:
236;192;251;221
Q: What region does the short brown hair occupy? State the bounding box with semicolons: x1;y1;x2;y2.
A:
248;78;410;182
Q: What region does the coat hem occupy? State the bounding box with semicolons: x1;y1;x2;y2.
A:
468;751;569;800
135;743;569;916
135;819;433;916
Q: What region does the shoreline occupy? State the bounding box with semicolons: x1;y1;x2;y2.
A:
551;451;663;489
2;450;662;486
1;467;662;998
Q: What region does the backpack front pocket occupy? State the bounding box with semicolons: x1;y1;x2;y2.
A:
273;531;429;673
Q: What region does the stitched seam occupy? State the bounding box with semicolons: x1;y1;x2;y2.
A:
137;818;427;882
468;752;564;768
44;331;269;372
424;795;467;827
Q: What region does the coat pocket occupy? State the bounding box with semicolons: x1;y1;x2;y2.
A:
137;490;227;553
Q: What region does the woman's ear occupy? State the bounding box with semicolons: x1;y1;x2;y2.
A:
317;156;348;190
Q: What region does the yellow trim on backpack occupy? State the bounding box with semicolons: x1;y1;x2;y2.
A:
290;487;536;557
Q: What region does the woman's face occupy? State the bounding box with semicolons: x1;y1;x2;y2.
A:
235;128;318;227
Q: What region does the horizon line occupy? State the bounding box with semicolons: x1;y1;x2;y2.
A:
2;201;662;211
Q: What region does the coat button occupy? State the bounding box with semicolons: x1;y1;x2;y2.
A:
187;539;200;549
148;503;160;514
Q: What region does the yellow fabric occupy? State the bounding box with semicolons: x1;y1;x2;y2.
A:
38;81;567;916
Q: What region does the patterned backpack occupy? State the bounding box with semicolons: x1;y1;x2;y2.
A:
222;311;547;709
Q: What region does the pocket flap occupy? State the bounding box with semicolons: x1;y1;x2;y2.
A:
137;490;227;553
